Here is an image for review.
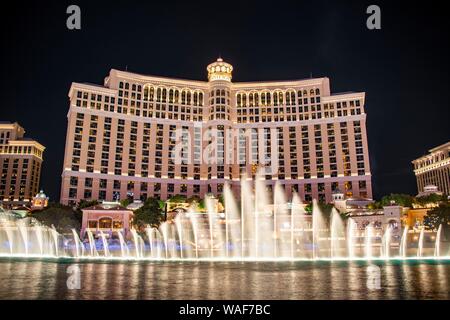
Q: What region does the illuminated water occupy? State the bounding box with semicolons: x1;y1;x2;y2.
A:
0;259;448;299
0;173;447;261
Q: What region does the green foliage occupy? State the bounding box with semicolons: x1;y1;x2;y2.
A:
379;194;414;208
414;194;448;207
304;202;333;214
423;203;450;231
168;194;187;203
186;196;202;204
32;202;81;234
367;202;383;210
218;194;225;206
133;197;164;228
120;198;132;207
77;199;99;210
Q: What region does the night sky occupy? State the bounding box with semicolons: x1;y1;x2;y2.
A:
1;0;449;201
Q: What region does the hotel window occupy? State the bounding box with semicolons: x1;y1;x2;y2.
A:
84;190;92;199
99;218;112;229
70;177;78;187
99;190;106;200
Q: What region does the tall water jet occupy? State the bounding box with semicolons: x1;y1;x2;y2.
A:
274;182;287;258
347;219;356;259
86;229;98;257
18;220;29;255
160;222;170;259
434;225;442;257
382;226;392;259
51;226;59;257
1;220;14;254
205;196;217;258
174;215;184;259
330;209;345;259
312;199;327;259
145;228;153;258
400;226;409;258
417;227;425;257
99;230;110;257
224;183;241;258
131;229;142;259
254;169;272;258
240;174;255;257
188;209;199;259
117;230;129;258
35;226;44;255
364;223;374;260
71;229;84;258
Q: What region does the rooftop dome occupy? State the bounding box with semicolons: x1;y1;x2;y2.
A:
207;57;233;82
35;190;47;199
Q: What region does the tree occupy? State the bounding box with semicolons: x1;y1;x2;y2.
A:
168;194;186;204
77;199;99;210
423;203;450;231
379;194;414;208
133;197;164;229
120;198;132;207
414;194;447;207
32;202;81;234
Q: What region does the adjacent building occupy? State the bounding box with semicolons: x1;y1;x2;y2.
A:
0;122;45;207
80;202;133;239
412;141;450;196
61;58;372;205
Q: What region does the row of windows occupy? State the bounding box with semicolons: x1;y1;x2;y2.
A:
236;88;321;107
66;178;369;202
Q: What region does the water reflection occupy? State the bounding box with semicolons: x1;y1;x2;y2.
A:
0;259;448;300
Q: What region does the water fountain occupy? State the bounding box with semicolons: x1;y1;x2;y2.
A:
0;174;448;261
417;227;425;257
347;218;357;259
435;225;442;257
400;226;409;258
382;226;392;259
364;224;374;260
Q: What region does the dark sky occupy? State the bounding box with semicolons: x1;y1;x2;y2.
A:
1;0;449;201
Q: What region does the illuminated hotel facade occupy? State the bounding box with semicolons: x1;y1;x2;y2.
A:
0;122;45;206
412;141;450;196
60;59;372;205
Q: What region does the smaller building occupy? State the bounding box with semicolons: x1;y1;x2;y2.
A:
81;202;133;239
412;141;450;196
331;189;374;213
417;184;443;197
402;208;428;231
31;190;49;211
347;205;402;238
0;121;45;207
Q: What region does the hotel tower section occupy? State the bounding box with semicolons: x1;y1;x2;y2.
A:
60;59;372;205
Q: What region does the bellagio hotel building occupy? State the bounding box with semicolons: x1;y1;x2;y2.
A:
60;58;372;206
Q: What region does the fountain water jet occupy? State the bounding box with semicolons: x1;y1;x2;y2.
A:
71;229;84;258
330;209;345;259
118;230;129;258
347;219;356;259
364;224;374;260
51;226;59;257
35;226;44;255
400;226;409;258
435;225;442;257
99;230;110;257
382;226;392;259
18;220;29;255
417;227;425;257
86;230;98;257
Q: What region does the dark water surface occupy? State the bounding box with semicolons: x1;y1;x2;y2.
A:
0;259;449;300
